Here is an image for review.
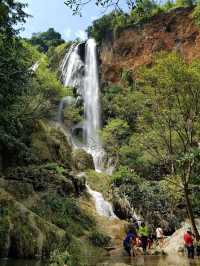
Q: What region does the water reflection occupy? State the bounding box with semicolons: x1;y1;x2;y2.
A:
0;259;48;266
97;255;200;266
0;256;200;266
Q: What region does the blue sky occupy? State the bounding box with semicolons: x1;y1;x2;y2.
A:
19;0;104;41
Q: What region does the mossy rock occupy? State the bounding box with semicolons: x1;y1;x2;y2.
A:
0;188;69;259
112;194;132;220
72;173;86;195
31;120;72;169
0;216;12;257
4;164;76;198
72;149;94;171
0;178;34;201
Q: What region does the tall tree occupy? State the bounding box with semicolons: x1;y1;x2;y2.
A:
136;52;200;239
0;0;27;37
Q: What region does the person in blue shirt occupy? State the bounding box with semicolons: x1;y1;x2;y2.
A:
123;230;136;256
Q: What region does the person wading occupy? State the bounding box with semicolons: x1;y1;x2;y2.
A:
123;230;136;256
138;222;148;255
184;228;195;259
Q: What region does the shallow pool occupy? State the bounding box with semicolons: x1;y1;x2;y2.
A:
0;255;199;266
97;255;200;266
0;259;48;266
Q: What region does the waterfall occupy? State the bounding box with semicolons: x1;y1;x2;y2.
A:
60;39;104;171
60;39;116;218
60;43;84;94
84;39;104;172
86;185;117;219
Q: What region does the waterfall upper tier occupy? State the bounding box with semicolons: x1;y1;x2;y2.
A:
60;39;105;172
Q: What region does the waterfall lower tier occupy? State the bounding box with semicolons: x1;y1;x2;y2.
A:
86;185;117;219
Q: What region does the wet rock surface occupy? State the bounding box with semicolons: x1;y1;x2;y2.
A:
72;149;95;171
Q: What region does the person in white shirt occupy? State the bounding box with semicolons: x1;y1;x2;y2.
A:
156;227;164;248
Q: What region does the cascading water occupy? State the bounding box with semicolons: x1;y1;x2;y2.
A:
60;39;116;218
60;39;104;171
60;43;84;94
83;39;104;172
86;185;117;219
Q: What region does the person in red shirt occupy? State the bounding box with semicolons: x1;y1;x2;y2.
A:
184;228;195;259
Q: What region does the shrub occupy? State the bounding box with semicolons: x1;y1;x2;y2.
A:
50;249;71;266
32;194;96;236
89;231;111;247
192;4;200;26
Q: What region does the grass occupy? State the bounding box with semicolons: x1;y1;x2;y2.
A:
85;170;111;199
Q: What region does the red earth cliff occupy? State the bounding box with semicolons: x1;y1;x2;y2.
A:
100;7;200;83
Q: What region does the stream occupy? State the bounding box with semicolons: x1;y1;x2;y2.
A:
1;255;199;266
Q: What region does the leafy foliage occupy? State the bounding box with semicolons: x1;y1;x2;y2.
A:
192;3;200;26
48;42;72;72
102;118;130;160
89;230;111;247
0;0;27;37
33;194;95;236
29;28;65;53
111;166;184;231
103;52;200;236
0;4;66;169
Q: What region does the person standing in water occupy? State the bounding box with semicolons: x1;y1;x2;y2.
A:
184;228;195;259
123;230;133;256
123;229;137;256
138;222;148;255
156;226;164;248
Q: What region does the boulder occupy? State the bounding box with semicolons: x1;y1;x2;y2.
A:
164;220;200;254
72;149;94;171
112;193;132;220
72;172;86;195
0;188;69;259
3;164;76;196
31;120;72;169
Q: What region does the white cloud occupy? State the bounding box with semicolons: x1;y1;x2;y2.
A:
91;16;98;21
63;28;72;40
75;30;87;41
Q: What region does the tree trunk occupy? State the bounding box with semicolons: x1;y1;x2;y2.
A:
184;186;200;240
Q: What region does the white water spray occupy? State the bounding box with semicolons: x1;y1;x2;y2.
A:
84;39;104;172
60;39;116;218
60;39;104;171
60;43;84;93
86;185;117;219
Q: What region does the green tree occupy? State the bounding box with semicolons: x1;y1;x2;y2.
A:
87;12;117;43
30;28;65;53
175;0;194;7
0;0;27;37
102;118;130;163
135;52;200;239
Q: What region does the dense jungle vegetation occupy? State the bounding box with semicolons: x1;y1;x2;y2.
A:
0;1;109;265
100;53;200;237
0;0;200;265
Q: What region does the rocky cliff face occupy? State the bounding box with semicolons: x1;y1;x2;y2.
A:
100;7;200;83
